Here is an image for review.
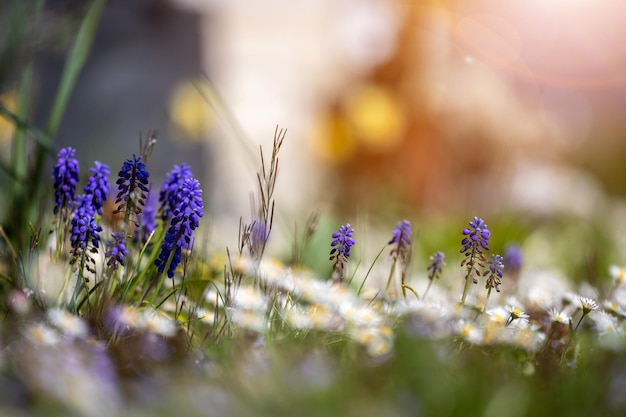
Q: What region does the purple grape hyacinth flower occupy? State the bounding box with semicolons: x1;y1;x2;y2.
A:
460;216;491;305
460;216;491;255
423;251;445;299
154;177;204;278
52;147;80;215
389;220;412;246
389;219;412;262
504;243;523;272
158;163;194;220
427;251;445;280
69;194;102;271
484;253;504;292
70;195;102;251
329;223;355;282
106;232;129;270
115;154;150;217
330;223;355;262
83;161;110;215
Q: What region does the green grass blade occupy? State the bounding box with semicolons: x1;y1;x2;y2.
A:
25;0;107;231
44;0;106;138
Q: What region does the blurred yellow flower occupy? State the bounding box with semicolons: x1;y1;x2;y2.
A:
168;80;214;142
309;113;357;164
0;89;18;146
344;84;405;153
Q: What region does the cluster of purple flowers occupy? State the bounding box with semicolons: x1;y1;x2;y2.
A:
158;163;193;220
330;224;355;262
106;232;129;270
83;161;110;215
115;154;150;218
427;251;445;281
69;194;103;266
484;254;504;292
461;217;491;256
52;147;80;215
458;216;509;304
52;146;205;280
329;223;355;281
154;176;204;278
51;148;110;268
459;216;492;285
389;219;412;263
52;148;142;272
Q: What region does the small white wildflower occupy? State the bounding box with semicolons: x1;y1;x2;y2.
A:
578;297;599;314
455;320;484;345
340;304;383;327
195;308;216;325
139;309;177;338
548;308;571;324
505;305;529;324
285;305;313;329
513;326;546;352
486;306;510;325
24;323;61;346
229;308;269;333
610;265;626;287
603;300;626;318
591;311;619;335
517;270;571;311
116;305;142;330
232;286;268;311
351;326;394;357
46;308;89;338
308;305;342;331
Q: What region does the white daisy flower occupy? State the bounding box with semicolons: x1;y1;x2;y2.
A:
46;308;89;338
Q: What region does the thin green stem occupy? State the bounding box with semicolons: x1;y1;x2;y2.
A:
401;268;408;298
357;244;387;296
460;267;474;306
385;259;397;294
423;278;434;300
483;287;493;313
460;248;477;306
69;254;87;313
574;313;587;331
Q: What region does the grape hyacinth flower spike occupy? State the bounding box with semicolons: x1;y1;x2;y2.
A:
105;232;129;271
52;147;80;215
484;254;504;292
68;193;103;313
483;253;504;311
389;220;413;263
83;161;110;215
423;251;445;299
158;163;194;220
503;243;523;288
154;177;204;278
329;223;355;282
115;154;150;225
69;194;102;274
52;147;80;257
386;220;414;297
504;244;523;273
460;216;491;306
